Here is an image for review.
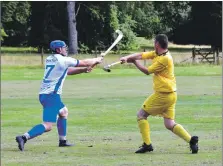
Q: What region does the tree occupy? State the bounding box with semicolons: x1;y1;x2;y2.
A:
4;1;204;51
116;1;164;38
76;1;138;50
154;1;191;32
75;2;119;51
2;1;141;51
67;1;78;54
169;1;222;48
1;1;31;46
28;2;68;51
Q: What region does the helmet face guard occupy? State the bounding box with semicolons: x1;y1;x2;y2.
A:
50;40;68;56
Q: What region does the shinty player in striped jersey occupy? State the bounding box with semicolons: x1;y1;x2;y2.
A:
16;40;103;151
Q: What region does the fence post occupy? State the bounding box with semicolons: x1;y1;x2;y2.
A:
41;47;44;66
213;48;216;65
192;47;195;64
216;48;219;65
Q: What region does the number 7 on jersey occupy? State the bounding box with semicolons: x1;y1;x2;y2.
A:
45;65;55;78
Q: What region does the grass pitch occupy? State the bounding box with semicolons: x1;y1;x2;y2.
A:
1;66;222;166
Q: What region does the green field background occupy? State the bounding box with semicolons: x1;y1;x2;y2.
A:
1;65;222;166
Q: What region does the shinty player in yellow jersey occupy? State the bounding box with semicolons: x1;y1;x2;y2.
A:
120;34;198;154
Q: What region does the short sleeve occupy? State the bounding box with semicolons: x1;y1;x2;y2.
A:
142;51;156;60
65;57;79;67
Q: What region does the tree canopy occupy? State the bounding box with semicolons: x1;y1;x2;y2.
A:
1;1;222;51
1;1;30;46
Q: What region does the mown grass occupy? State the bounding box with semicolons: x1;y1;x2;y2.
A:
1;64;222;166
1;65;222;81
1;40;222;165
1;47;38;54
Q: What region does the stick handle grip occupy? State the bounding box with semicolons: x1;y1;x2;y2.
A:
91;53;105;68
108;61;122;67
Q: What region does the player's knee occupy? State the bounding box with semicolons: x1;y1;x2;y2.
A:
59;107;68;118
137;109;148;121
164;121;176;130
164;118;176;130
43;122;53;132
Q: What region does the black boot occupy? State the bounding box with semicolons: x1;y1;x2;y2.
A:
190;136;199;154
135;143;154;153
59;140;74;147
15;135;27;151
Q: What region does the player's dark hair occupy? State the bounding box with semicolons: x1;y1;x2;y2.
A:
155;34;168;49
51;50;58;54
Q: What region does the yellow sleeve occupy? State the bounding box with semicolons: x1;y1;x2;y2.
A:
142;51;156;60
157;56;168;67
148;61;166;73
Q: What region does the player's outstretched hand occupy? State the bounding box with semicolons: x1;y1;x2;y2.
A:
85;66;93;73
95;57;103;64
120;57;128;64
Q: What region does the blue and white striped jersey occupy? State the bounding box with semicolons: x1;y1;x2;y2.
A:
39;54;79;94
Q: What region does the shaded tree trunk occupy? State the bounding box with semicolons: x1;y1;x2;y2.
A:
67;1;78;54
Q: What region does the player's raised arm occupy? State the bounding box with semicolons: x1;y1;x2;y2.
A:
67;66;92;75
64;56;103;68
77;57;103;67
120;53;143;64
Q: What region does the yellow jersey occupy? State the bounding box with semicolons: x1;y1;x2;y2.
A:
142;51;176;93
